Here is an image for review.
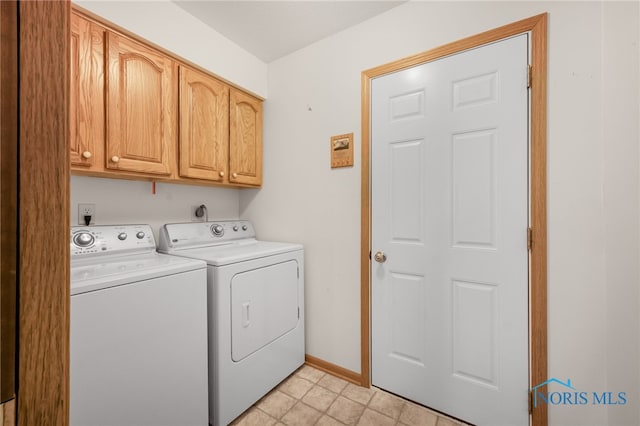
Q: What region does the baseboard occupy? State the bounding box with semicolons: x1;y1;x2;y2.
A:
304;354;365;387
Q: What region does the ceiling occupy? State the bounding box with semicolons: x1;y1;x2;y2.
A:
172;1;406;63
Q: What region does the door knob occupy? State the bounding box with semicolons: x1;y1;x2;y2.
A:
374;251;387;263
82;151;92;159
110;155;120;163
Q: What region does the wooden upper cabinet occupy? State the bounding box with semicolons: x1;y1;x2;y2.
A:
70;13;104;169
179;66;229;182
106;32;175;175
69;8;263;187
229;89;262;186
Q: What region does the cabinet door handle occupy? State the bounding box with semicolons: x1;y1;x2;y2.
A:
232;172;238;179
110;155;120;163
219;171;225;177
82;151;92;159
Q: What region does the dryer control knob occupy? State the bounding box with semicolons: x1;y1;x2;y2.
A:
211;224;224;237
136;231;145;239
118;232;127;241
242;225;248;231
233;226;239;232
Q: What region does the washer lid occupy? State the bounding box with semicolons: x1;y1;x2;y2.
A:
161;239;303;266
71;252;206;295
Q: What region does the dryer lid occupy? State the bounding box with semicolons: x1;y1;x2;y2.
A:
160;239;302;266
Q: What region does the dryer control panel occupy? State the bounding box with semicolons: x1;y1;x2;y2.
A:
70;224;156;258
158;221;255;250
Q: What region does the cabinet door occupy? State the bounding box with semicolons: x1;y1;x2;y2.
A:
229;89;262;186
70;13;104;169
179;66;229;182
106;32;175;175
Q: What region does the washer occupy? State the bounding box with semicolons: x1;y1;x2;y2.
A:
70;224;209;426
158;221;305;426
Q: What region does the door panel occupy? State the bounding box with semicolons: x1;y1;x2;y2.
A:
452;279;498;387
106;32;175;175
229;89;262;186
390;140;425;242
179;65;229;182
389;272;426;366
371;35;529;426
452;130;496;248
230;261;299;362
70;13;104;169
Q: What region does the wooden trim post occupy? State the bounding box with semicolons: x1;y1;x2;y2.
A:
18;1;70;424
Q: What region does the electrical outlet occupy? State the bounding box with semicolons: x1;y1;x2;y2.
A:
78;203;96;225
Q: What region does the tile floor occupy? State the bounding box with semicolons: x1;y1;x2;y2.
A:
231;365;469;426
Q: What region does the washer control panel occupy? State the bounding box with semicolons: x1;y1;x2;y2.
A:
159;220;255;250
71;224;155;257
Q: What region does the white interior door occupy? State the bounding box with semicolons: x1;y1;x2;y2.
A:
371;34;529;426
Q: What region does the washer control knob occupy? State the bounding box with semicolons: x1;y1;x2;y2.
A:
242;225;248;231
73;232;94;247
118;232;127;241
211;224;224;237
136;231;145;239
233;226;239;232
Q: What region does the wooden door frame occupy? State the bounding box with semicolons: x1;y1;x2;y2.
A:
18;1;70;424
360;14;548;426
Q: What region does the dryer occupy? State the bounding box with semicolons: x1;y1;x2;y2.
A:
158;221;304;426
70;224;209;426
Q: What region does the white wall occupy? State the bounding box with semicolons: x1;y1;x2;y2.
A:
73;0;268;98
239;2;640;425
71;176;239;238
602;3;640;426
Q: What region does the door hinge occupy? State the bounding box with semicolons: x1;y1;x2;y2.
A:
527;64;533;88
527;227;533;251
297;307;300;319
529;390;534;414
297;266;299;279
